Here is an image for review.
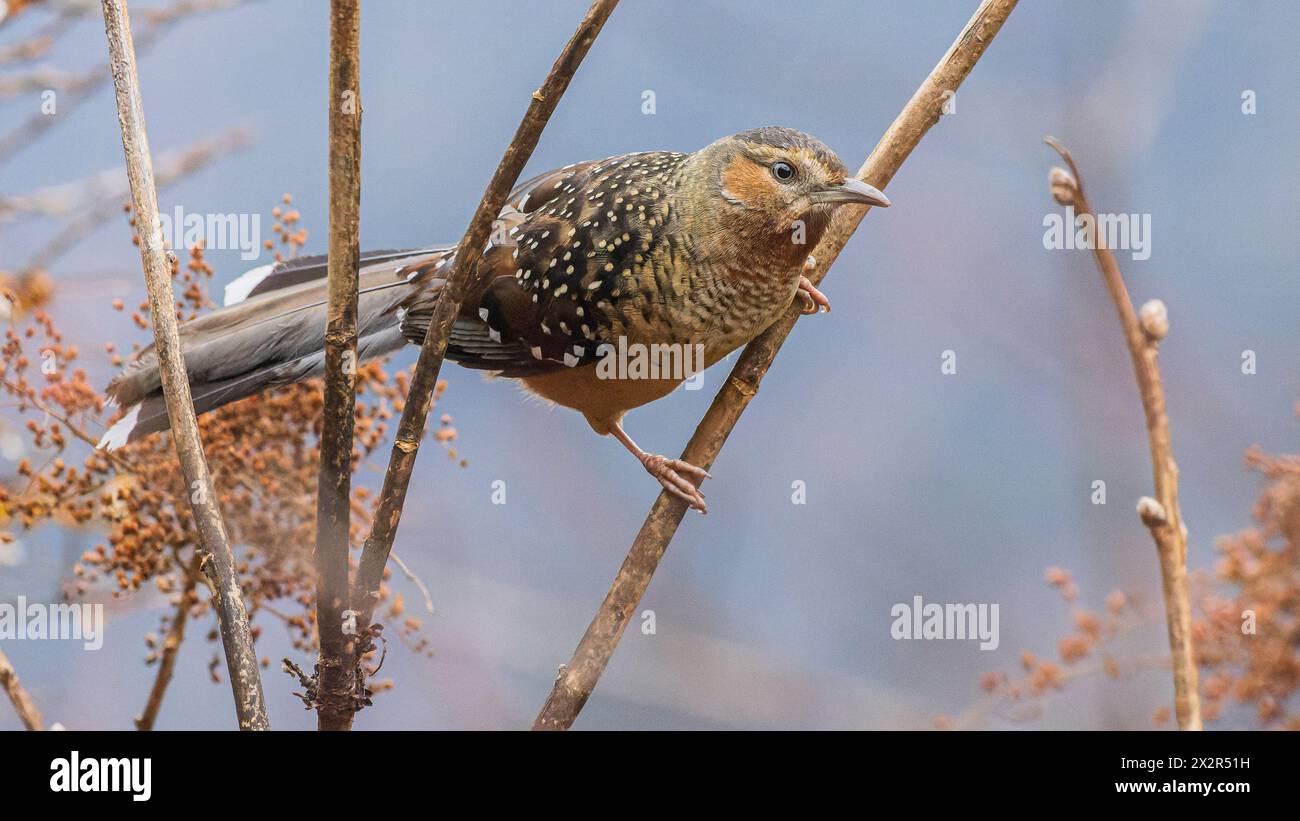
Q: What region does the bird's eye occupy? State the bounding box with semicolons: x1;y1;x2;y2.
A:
770;161;796;182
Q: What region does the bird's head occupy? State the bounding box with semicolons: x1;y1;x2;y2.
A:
678;127;889;270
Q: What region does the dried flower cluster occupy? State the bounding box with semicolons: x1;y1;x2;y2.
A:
939;569;1147;729
1193;436;1300;728
0;200;461;691
953;422;1300;730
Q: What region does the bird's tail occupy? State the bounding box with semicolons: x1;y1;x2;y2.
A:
98;247;451;450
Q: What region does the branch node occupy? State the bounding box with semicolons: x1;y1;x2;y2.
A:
1137;495;1169;530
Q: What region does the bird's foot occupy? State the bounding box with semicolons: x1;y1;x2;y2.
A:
797;274;831;315
640;453;711;514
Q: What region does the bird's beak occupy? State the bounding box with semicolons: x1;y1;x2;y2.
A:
812;177;891;208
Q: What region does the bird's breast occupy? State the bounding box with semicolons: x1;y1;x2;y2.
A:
684;259;802;360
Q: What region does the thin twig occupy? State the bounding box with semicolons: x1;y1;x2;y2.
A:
1;128;252;223
313;0;362;732
0;647;44;730
352;0;619;630
15;128;253;274
0;0;251;163
0;8;79;65
532;0;1021;731
0;375;134;473
1043;136;1201;730
390;550;434;614
950;653;1172;730
134;554;199;730
100;0;268;730
0;65;84;97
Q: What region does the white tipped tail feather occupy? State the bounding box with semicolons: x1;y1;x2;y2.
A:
96;249;450;450
222;263;275;306
96;403;141;451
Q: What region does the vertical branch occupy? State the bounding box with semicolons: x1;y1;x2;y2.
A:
1044;137;1201;730
533;0;1021;730
352;0;619;628
0;648;43;731
100;0;268;730
314;0;362;733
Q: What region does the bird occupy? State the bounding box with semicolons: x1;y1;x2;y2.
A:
98;126;889;513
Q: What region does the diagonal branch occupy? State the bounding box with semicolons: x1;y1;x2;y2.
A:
0;647;44;730
352;0;619;631
13;128;253;274
0;127;252;223
1043;136;1201;730
100;0;268;730
314;0;362;732
533;0;1021;731
0;6;80;65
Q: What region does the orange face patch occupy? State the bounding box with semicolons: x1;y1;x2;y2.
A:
720;155;783;210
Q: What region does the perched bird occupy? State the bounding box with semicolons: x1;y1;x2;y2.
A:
100;127;889;513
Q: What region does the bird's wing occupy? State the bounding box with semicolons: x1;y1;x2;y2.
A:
469;152;684;375
396;153;679;377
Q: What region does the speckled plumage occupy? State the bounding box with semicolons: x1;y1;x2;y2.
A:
102;127;890;511
394;128;870;432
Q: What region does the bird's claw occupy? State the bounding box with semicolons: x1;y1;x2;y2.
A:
797;275;830;315
641;453;710;514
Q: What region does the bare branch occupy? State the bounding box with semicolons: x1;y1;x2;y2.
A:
314;0;362;732
100;0;267;730
134;554;199;730
352;0;619;631
1043;136;1201;730
0;647;44;730
532;0;1021;731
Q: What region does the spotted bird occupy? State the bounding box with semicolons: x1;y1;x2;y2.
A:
100;127;890;513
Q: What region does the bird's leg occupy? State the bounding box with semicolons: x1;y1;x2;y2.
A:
797;254;830;315
610;422;711;514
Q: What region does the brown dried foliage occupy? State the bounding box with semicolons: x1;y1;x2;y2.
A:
955;417;1300;730
1194;434;1300;729
0;201;458;687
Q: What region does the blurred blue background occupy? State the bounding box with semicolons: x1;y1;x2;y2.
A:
1;0;1297;729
